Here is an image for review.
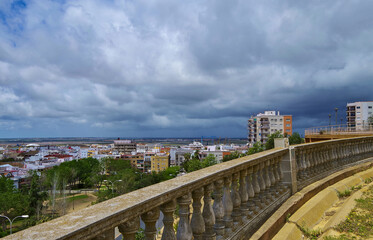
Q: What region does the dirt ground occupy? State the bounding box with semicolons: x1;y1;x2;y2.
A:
65;193;97;214
46;193;98;215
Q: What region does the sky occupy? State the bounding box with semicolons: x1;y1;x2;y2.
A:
0;0;373;138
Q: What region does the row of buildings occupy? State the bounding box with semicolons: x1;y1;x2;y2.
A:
1;139;249;188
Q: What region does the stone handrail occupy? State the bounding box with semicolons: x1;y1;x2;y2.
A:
6;136;373;240
292;136;373;191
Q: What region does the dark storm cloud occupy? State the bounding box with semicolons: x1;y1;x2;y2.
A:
0;0;372;137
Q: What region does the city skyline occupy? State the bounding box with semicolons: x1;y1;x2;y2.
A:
1;1;373;138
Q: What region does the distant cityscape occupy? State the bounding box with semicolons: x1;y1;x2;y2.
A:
2;101;373;190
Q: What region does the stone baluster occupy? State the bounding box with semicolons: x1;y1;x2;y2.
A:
191;188;205;240
213;179;225;239
118;216;140;240
321;147;327;171
365;140;370;155
252;165;264;210
314;148;321;172
316;147;322;172
231;172;241;229
343;143;348;163
305;149;311;177
332;144;337;167
202;183;216;240
258;163;268;206
264;159;273;201
366;139;370;153
329;144;337;170
295;151;301;181
307;149;314;176
258;163;266;192
141;207;160;240
160;200;177;240
269;159;276;186
239;169;249;221
334;144;339;164
298;149;306;180
325;146;332;170
269;159;279;197
273;157;280;185
92;228;115;240
223;176;233;237
349;142;354;162
336;144;342;166
339;143;344;162
327;145;332;168
177;194;193;240
276;156;287;192
309;148;315;175
247;167;258;218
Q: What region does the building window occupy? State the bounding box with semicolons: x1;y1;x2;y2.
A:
369;106;372;109
286;124;290;127
357;106;360;109
286;119;290;122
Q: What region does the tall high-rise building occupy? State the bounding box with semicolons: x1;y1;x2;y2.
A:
248;111;292;146
346;101;373;130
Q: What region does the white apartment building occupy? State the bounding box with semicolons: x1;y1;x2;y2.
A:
248;111;292;146
346;101;373;130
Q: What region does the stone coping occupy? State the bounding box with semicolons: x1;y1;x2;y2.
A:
250;159;373;240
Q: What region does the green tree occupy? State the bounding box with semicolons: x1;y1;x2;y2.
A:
182;158;202;173
28;171;48;216
202;154;217;168
0;176;30;226
192;150;200;160
222;151;240;162
183;153;191;162
288;132;304;145
265;131;284;150
248;142;265;154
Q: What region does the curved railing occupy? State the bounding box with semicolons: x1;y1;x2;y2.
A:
6;136;373;240
293;136;373;190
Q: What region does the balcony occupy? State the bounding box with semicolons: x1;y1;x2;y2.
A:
6;137;373;240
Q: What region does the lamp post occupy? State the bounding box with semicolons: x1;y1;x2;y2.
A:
328;114;331;126
103;180;122;194
0;215;29;234
334;108;338;125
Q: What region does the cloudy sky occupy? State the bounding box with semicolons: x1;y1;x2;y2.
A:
0;0;372;138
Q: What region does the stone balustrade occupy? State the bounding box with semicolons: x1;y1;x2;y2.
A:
7;136;373;240
293;136;373;190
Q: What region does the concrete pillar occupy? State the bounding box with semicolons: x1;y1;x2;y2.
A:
274;138;289;148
